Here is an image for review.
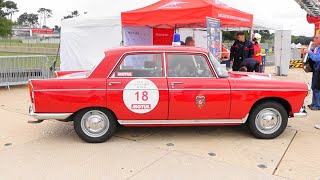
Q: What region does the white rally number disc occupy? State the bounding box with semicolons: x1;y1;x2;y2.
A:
123;79;159;114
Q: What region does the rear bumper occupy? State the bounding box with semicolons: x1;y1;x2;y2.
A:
293;105;307;118
29;105;72;120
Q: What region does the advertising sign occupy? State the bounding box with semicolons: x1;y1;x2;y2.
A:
206;17;221;60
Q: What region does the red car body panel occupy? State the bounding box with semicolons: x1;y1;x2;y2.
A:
106;78;169;120
31;79;107;113
54;70;89;78
29;46;308;126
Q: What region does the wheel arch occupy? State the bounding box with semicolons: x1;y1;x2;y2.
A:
66;106;118;122
250;97;292;117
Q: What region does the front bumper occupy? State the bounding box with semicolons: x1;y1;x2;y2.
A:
29;105;72;120
293;105;307;118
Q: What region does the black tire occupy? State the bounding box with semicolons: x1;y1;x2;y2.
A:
247;101;288;139
74;108;117;143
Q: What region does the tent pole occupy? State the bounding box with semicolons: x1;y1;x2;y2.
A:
250;28;254;40
121;26;124;46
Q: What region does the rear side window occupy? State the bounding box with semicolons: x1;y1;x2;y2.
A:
167;54;214;77
112;54;163;77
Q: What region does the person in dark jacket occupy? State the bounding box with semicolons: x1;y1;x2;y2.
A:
230;32;254;71
238;58;260;72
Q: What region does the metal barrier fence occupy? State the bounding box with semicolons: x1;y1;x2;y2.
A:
0;55;51;87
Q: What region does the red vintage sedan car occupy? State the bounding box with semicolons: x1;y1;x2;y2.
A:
28;46;309;143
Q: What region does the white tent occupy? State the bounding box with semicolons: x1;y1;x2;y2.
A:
60;16;122;70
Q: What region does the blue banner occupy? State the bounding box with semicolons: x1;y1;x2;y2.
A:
206;17;221;61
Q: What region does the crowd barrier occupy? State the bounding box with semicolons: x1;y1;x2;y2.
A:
0;55;51;87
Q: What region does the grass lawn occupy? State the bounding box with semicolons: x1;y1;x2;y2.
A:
0;52;38;56
0;39;59;48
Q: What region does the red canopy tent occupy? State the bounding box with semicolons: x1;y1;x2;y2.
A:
121;0;253;28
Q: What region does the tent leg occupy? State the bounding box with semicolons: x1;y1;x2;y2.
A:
121;26;124;46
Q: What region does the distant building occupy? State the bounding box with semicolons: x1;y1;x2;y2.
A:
12;26;59;37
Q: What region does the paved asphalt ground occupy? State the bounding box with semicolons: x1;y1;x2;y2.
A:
0;67;319;180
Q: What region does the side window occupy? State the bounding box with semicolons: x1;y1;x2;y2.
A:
113;54;162;77
167;54;214;77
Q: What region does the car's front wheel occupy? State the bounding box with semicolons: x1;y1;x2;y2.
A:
247;101;288;139
74;108;117;143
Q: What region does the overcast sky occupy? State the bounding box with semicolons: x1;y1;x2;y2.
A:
12;0;314;36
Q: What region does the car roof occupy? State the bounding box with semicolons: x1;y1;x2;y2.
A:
105;46;209;54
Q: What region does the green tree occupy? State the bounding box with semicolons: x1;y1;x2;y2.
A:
0;0;16;37
0;17;12;37
17;12;38;27
0;0;18;18
37;8;52;27
291;35;313;45
63;10;80;19
253;30;274;43
2;0;18;20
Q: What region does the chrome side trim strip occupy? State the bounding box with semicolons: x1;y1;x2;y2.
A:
169;89;230;91
232;89;307;92
33;88;306;92
166;77;217;79
29;106;72;120
118;114;249;125
242;114;249;124
34;89;107;92
110;77;164;79
118;119;243;125
108;89;168;91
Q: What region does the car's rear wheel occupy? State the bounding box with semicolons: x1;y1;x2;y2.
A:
247;101;288;139
74;108;117;143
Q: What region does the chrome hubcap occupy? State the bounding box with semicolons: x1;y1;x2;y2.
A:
81;110;110;138
255;108;282;134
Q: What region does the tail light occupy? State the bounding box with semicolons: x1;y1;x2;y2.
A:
28;81;34;104
54;71;58;78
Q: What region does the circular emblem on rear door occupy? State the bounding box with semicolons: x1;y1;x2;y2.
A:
123;79;159;114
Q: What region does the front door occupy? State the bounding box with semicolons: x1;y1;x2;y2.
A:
107;53;168;122
166;53;231;120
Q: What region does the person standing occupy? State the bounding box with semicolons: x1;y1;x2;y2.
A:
252;33;262;72
230;32;254;71
304;34;320;129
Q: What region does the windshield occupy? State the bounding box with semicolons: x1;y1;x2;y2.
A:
208;52;229;78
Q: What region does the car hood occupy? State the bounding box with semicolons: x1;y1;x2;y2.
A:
228;72;271;80
228;72;308;91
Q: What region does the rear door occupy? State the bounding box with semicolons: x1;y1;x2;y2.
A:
107;53;169;122
166;53;231;120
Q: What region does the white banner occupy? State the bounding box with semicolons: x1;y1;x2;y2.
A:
123;26;153;46
194;30;207;49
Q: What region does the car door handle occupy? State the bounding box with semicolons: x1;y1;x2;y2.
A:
171;82;183;88
109;82;122;86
